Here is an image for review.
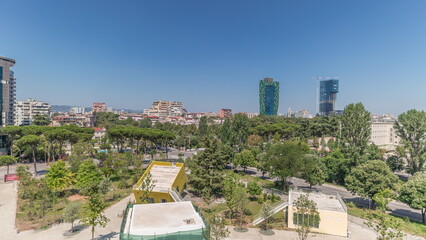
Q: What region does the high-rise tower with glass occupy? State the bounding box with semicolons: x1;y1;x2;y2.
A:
0;56;16;126
319;79;339;116
259;78;279;116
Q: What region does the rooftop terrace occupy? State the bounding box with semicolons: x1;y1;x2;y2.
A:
289;190;346;213
145;164;181;192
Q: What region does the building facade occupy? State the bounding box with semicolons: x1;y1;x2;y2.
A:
219;108;232;118
0;56;16;126
69;106;85;114
144;100;185;117
371;115;400;152
319;79;339;116
92;102;106;113
259;78;279;116
14;98;51;126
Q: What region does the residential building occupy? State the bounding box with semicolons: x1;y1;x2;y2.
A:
51;113;95;127
143;100;185;117
287;109;313;118
14;98;51;126
319;79;339;116
92;102;106;113
133;161;186;204
371;115;400;151
0;56;16;126
259;77;279;116
288;190;348;237
120;202;207;240
69;107;85;114
237;112;259;118
219;108;232;118
92;127;106;142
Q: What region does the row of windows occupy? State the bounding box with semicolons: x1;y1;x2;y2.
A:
293;213;320;228
148;198;168;203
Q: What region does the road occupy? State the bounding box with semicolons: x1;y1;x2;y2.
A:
241;166;424;223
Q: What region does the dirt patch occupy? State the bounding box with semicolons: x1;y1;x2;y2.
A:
67;194;87;201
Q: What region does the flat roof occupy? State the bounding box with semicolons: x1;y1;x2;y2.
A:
289;191;346;213
148;164;181;192
124;202;205;236
0;56;16;64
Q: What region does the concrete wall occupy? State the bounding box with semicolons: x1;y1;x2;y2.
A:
288;207;348;237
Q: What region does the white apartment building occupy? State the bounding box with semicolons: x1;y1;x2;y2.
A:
371;115;400;151
144;101;185;117
15;98;51;126
0;56;16;126
69;106;85;114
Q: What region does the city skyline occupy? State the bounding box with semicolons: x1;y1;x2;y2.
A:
2;1;426;115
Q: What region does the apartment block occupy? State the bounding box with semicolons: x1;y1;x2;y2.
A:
92;102;106;113
14;98;51;126
143;100;185;117
0;56;16;126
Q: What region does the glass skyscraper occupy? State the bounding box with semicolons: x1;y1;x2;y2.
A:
0;56;16;126
259;78;279;116
319;79;339;116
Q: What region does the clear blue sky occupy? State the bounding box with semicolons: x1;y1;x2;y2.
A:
1;0;426;115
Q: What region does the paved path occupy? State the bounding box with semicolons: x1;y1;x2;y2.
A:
0;182;18;240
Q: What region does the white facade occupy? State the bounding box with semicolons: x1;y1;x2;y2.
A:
0;56;16;126
15;98;51;126
69;106;85;114
371;115;400;151
144;100;185;117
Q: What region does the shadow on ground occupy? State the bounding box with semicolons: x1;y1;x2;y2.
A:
95;231;119;240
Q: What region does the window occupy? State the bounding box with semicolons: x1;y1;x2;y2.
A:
148;198;155;203
161;199;167;203
293;213;320;228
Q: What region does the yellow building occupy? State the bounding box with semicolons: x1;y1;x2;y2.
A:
288;190;348;237
133;161;186;204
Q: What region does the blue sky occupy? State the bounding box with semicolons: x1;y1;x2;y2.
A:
1;0;426;115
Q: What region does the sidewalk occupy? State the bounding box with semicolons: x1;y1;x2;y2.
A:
0;182;18;240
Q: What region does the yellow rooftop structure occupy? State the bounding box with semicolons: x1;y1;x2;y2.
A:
133;161;186;204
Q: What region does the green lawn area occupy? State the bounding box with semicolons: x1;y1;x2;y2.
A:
347;205;426;238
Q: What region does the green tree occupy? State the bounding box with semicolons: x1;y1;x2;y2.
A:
0;125;22;156
266;142;308;190
80;192;110;240
16;165;32;181
293;194;320;240
386;155;404;172
0;155;17;174
198;116;208;137
235;185;248;230
345;160;398;208
301;155;326;188
16;135;41;173
209;216;230;240
365;212;405;240
372;189;394;212
339;103;371;166
247;181;262;200
46;160;75;192
394;109;426;174
320;148;348;184
223;173;239;215
231;113;250;150
138;172;155;204
75;160;102;193
220;118;234;145
188;137;227;195
32;114;51;126
399;172;426;223
233;149;256;172
63;201;82;232
260;202;273;231
139;117;152;128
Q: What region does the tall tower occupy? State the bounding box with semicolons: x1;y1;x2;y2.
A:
319;79;339;116
259;78;279;116
0;56;16;126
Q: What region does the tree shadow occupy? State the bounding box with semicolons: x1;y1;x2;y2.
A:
95;231;119;240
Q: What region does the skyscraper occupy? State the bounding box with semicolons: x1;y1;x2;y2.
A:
259;78;279;116
0;56;16;126
319;79;339;116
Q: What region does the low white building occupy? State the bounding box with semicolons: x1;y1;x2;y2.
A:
14;98;51;126
371;115;400;151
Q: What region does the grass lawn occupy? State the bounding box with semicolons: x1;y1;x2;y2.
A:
347;205;426;238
